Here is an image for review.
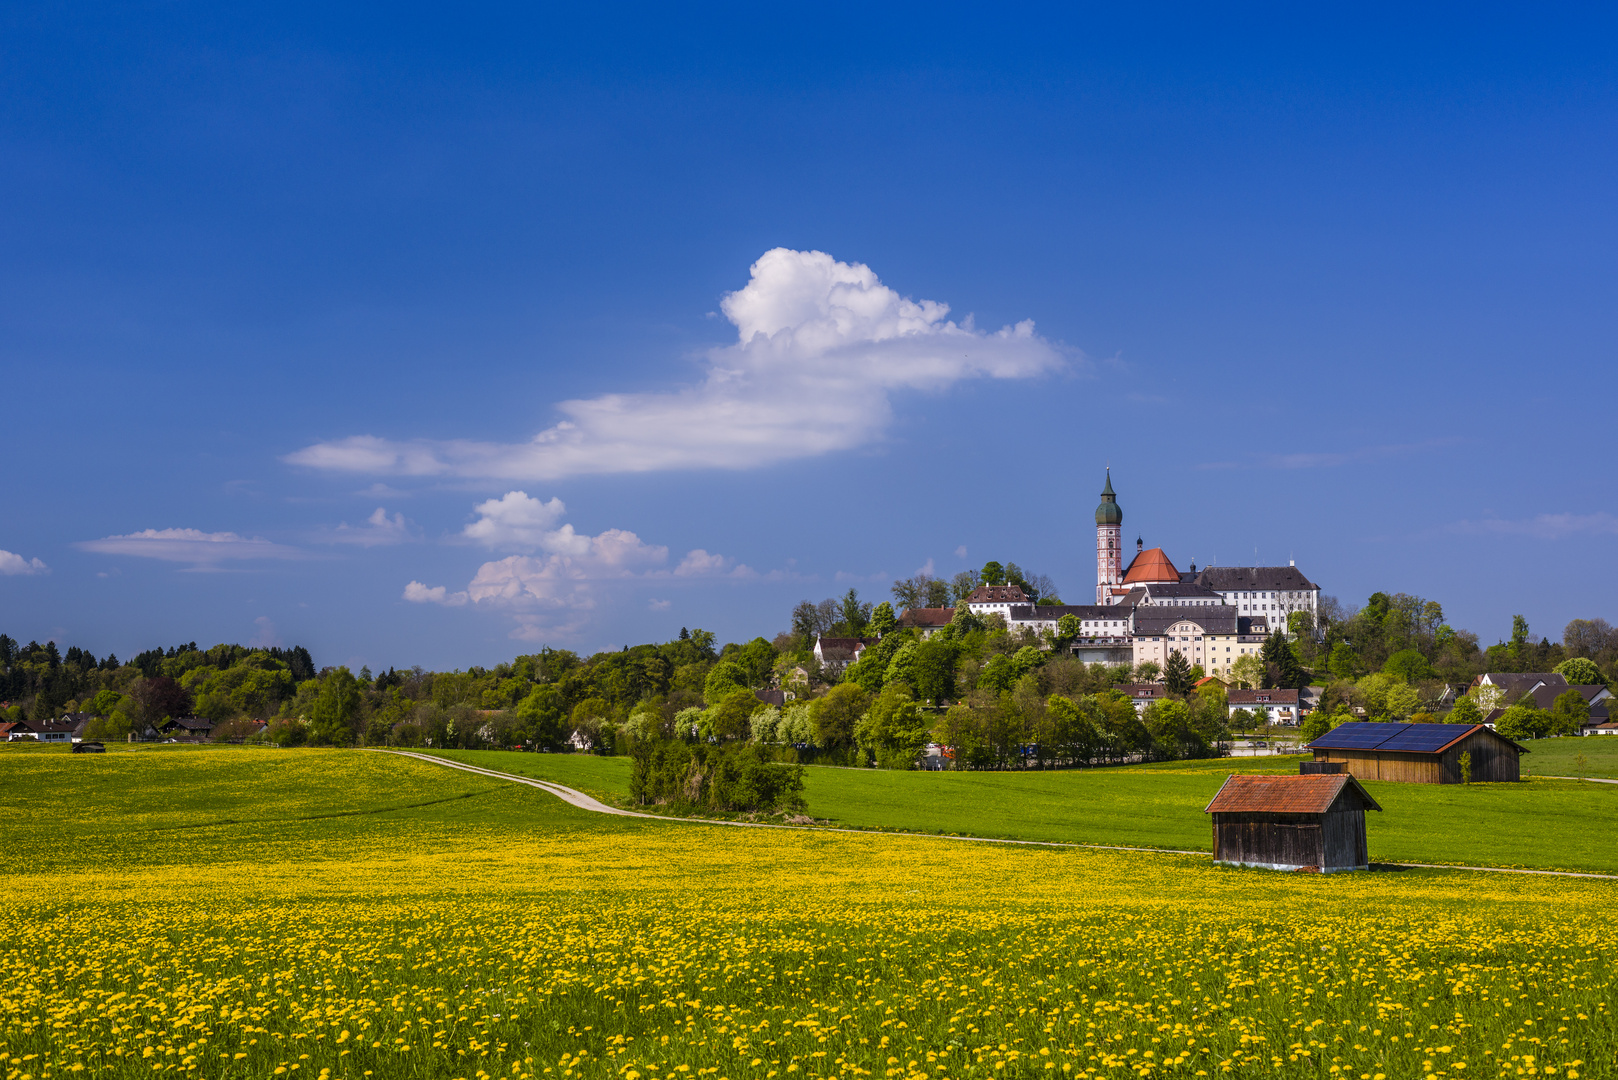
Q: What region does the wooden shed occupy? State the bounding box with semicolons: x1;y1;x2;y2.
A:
1205;774;1381;872
1305;722;1526;784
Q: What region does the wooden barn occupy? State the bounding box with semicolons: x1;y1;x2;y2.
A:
1205;774;1381;872
1305;722;1526;784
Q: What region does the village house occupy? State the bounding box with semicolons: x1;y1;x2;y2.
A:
896;607;954;638
1228;688;1301;726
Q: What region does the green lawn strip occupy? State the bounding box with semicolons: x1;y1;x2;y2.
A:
1516;734;1618;779
425;747;634;801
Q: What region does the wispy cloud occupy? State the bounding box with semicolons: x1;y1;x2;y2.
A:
320;507;416;547
0;549;48;576
1197;438;1462;471
76;528;305;566
286;248;1068;482
1447;512;1618;540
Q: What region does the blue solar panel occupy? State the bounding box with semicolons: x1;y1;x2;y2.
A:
1305;722;1408;750
1376;723;1468;752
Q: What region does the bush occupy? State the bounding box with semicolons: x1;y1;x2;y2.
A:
629;741;806;814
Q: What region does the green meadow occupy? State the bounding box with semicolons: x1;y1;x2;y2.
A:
430;746;1618;874
3;743;1617;1080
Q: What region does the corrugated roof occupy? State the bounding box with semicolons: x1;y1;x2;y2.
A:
1204;774;1381;814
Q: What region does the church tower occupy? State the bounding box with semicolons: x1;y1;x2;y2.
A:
1095;470;1123;604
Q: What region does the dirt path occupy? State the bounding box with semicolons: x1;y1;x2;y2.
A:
378;749;1618;881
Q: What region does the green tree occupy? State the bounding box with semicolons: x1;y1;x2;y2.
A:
910;639;958;704
1511;614;1531;653
1327;643;1362;680
838;589;872;637
1384;682;1420;720
1261;631;1306;689
1229;654;1264;690
1299;710;1336;742
701;689;759;741
1554;657;1605;687
1447;696;1484;726
1383;649;1435;682
855;684;932;768
1054;614;1081;651
703;661;749;705
980;561;1006;587
868;601;897;638
1163;651;1193;695
731;638;777;688
1495;701;1549;742
1549;689;1591;736
307;667;361;746
811;684;870;750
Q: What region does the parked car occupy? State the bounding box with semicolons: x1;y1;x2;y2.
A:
71;741;105;754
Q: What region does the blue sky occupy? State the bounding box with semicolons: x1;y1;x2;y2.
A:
4;4;1616;670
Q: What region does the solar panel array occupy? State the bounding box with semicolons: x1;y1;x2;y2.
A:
1377;723;1469;752
1305;721;1472;753
1306;722;1407;750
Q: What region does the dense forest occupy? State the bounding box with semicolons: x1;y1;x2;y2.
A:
5;564;1615;769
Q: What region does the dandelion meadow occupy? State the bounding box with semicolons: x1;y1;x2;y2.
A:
2;746;1615;1080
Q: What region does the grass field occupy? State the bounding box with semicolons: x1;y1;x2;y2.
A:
1517;736;1618;779
429;749;1618;874
3;744;1617;1080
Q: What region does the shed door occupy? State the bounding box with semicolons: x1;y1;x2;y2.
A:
1259;822;1322;868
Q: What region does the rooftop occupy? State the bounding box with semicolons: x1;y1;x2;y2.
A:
966;585;1031;604
1306;721;1524;755
1194;566;1319;592
1205;774;1381;815
1121;547;1181;585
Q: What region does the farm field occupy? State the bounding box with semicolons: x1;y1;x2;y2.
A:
2;745;1617;1080
1518;736;1618;779
430;748;1618;874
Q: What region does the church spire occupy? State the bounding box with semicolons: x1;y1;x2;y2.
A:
1095;469;1122;526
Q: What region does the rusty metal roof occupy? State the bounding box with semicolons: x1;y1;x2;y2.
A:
1204;773;1382;815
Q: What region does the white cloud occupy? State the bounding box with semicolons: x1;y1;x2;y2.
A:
324;508;415;547
461;491;569;550
0;549;48;576
403;581;469;606
76;528;304;565
671;549;756;578
1448;512;1618;540
954;545;967;559
402;493;774;640
285;248;1067;481
648;598;671;611
249;616;281;648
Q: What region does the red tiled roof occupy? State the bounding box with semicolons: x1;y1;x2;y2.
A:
1204;774;1382;815
899;607;955;627
966;586;1030;603
1122;547;1181;585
